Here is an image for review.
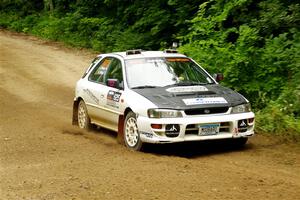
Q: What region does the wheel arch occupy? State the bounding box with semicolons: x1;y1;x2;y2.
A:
124;107;133;118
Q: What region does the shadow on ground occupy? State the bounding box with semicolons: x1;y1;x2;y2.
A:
142;139;253;158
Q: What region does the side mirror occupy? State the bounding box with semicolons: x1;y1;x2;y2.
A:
106;79;123;89
214;73;224;82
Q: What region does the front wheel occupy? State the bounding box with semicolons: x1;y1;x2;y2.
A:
124;111;143;151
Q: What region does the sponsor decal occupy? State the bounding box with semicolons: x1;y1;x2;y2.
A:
238;119;248;133
83;89;99;104
238;119;248;128
166;86;208;93
146;58;164;63
107;90;122;108
240;121;247;127
183;97;228;105
167;125;178;132
140;132;153;138
165;124;180;137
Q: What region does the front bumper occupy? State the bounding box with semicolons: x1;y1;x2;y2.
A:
137;112;255;144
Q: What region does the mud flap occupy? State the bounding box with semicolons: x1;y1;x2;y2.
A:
72;100;79;125
117;115;124;144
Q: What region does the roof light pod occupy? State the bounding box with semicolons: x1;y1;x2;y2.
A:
163;49;178;54
126;49;142;55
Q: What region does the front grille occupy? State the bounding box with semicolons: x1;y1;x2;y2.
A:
184;107;229;115
220;122;230;132
185;124;198;135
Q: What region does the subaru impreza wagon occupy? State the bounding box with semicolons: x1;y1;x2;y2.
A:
73;49;255;150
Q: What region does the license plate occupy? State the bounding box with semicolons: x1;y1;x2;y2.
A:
198;124;220;136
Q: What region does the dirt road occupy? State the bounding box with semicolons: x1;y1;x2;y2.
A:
0;30;299;200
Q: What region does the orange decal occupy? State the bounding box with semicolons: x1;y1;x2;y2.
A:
102;59;111;68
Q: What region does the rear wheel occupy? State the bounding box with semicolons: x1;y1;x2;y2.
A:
78;100;91;129
124;111;143;151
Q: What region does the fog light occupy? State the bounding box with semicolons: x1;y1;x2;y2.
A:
248;118;255;124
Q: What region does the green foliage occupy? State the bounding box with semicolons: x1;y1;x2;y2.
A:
180;0;300;135
1;0;299;136
256;102;300;140
0;12;18;28
0;0;201;51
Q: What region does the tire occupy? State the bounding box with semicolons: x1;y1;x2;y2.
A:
124;111;143;151
78;100;91;130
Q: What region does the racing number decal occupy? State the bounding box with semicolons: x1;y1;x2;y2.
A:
107;90;122;108
107;90;121;102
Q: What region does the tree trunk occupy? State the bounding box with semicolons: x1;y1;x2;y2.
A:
44;0;54;11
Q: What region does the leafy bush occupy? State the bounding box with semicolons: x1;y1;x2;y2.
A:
0;12;18;28
179;0;300;135
256;103;300;139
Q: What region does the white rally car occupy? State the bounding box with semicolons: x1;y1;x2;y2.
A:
73;50;255;151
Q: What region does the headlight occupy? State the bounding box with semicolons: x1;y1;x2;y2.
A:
148;109;182;118
231;103;251;113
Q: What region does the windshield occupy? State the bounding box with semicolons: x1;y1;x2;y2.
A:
125;57;215;88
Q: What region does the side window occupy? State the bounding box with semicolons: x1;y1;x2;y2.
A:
105;58;123;83
88;57;112;83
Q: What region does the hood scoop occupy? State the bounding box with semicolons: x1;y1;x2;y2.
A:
166;85;216;96
166;86;208;93
174;90;216;96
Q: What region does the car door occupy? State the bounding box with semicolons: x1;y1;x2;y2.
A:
86;56;124;131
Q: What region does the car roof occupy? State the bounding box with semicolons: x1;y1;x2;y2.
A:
98;50;188;60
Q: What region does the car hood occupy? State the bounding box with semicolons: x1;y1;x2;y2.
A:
132;84;247;110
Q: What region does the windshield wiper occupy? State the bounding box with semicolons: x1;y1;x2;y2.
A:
131;85;158;89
